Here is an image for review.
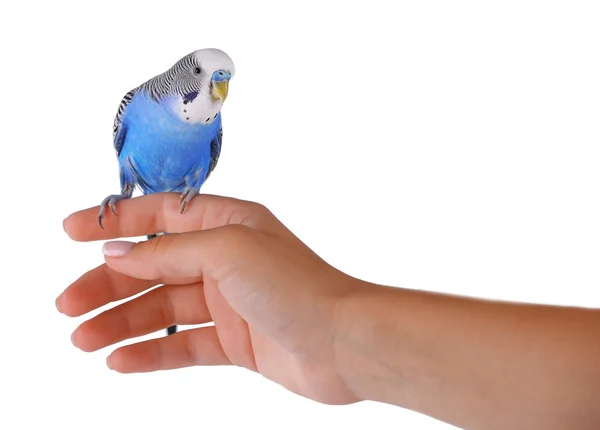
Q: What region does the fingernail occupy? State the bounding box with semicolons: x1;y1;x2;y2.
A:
71;330;78;347
102;241;135;257
106;355;114;370
55;293;63;313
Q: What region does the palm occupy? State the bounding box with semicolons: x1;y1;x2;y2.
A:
202;278;358;405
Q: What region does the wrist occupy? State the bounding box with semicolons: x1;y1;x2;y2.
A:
333;280;411;405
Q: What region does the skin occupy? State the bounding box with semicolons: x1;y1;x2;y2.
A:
58;193;600;430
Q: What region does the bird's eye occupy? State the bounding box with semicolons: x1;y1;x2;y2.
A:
193;67;201;75
218;71;224;76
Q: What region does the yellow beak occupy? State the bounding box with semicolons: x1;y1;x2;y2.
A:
211;80;229;102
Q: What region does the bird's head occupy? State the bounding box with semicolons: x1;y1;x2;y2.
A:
191;48;234;103
158;48;234;124
172;48;233;105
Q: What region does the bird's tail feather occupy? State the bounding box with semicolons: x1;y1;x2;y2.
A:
147;232;177;337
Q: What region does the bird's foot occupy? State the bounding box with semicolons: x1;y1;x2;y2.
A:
98;194;131;229
180;188;199;214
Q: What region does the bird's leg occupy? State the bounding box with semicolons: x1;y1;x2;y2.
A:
98;184;135;229
179;187;199;214
179;166;207;214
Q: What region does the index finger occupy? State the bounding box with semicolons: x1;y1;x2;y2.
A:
63;193;273;241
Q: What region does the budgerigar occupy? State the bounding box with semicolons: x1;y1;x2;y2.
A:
98;48;234;336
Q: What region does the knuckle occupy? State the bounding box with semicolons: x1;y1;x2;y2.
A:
111;307;133;341
223;223;254;240
231;201;274;229
247;201;271;217
217;225;260;257
146;234;177;275
157;286;176;327
158;193;178;231
147;233;168;255
183;333;199;365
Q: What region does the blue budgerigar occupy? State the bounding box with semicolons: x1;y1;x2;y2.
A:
98;48;235;336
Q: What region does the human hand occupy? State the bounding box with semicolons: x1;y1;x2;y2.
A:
58;194;362;405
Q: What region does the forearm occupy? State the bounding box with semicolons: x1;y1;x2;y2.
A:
335;281;600;429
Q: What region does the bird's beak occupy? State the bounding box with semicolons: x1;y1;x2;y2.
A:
211;81;229;102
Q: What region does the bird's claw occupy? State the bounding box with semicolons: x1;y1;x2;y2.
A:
98;194;131;229
180;188;199;214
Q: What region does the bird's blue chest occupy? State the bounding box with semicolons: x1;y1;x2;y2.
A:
118;92;221;193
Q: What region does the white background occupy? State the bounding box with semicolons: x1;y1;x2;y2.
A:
1;1;599;429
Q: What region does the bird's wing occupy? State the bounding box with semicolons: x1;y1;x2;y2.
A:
206;126;223;179
112;88;138;156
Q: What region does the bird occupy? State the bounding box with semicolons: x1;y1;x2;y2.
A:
97;48;235;336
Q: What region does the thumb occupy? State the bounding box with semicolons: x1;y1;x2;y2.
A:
101;224;254;281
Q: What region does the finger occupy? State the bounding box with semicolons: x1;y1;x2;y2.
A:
57;263;201;317
57;264;151;317
106;326;231;373
203;281;258;371
63;193;276;242
101;224;257;280
72;283;210;352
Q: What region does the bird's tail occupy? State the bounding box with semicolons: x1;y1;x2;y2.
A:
148;232;177;337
